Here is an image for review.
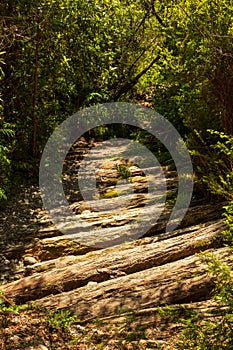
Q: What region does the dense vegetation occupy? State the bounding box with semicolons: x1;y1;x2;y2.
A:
1;0;232;199
1;0;233;348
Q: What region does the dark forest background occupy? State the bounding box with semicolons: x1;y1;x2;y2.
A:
1;0;232;202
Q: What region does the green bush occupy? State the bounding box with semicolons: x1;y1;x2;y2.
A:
176;250;233;350
47;309;76;331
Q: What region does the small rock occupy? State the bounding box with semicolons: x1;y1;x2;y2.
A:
87;281;98;287
24;256;38;266
26;345;48;350
82;209;91;214
73;324;86;332
9;335;20;342
2;266;10;271
37;346;49;350
14;274;21;280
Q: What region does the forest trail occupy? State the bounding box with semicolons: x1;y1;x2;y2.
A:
0;138;227;349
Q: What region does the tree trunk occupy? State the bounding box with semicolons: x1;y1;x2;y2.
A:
33;246;230;321
1;220;226;304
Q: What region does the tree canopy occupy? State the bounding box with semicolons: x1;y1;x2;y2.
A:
1;0;233;200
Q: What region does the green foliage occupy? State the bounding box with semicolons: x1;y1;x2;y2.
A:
0;122;15;200
0;303;33;313
1;0;158;157
100;189;119;199
154;166;233;350
203;131;233;200
154;238;233;349
176;251;233;350
0;290;32;312
223;202;233;242
152;0;233;196
116;164;132;181
190;130;233;200
0;51;14;200
174;196;233;349
2;0;232;201
47;309;76;331
1;0;163;196
215;202;233;246
96;342;107;350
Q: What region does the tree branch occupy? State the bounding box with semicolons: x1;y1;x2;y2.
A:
113;55;160;101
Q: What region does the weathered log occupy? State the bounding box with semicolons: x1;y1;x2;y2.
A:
1;220;225;303
28;201;226;258
1;201;225;263
1;236;96;262
33;247;231;321
146;201;225;236
37;201;226;250
90;299;224;325
26;219;225;275
25;237;97;261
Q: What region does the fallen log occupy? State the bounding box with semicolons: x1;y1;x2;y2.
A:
26;219;225;275
2;220;225;303
33;247;231;321
1;236;96;262
1;202;225;262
